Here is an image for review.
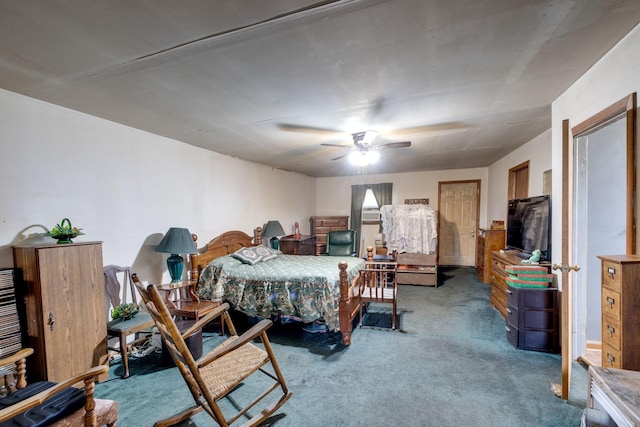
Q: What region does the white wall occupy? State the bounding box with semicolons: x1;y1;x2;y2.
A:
552;22;640;272
316;168;489;253
486;129;552;226
0;88;315;284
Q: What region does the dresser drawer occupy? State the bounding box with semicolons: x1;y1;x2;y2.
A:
397;253;436;265
602;345;621;369
312;218;348;229
602;315;622;351
602;287;622;322
506;304;518;326
491;285;507;311
601;260;622;292
397;271;436;286
506;322;519;348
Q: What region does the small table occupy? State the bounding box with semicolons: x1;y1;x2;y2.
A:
586;366;640;426
279;235;317;255
156;280;198;307
157;280;224;333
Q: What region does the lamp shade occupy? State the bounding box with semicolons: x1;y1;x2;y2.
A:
263;220;285;239
156;227;197;283
156;228;197;255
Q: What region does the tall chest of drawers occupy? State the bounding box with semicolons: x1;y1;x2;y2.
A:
476;229;505;284
597;255;640;370
309;216;349;256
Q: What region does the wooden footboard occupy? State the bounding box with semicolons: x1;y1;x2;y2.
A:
338;261;362;345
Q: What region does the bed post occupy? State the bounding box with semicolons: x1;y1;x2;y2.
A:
366;246;374;261
338;261;353;345
254;227;263;246
189;234;200;282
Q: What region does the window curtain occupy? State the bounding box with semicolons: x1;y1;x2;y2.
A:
350;182;393;256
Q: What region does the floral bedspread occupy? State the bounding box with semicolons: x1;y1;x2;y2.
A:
196;254;365;330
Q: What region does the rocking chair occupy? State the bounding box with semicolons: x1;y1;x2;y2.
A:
131;273;291;427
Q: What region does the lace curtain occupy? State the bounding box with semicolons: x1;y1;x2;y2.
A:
380;204;437;254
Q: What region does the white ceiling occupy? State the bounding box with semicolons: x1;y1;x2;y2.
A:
1;1;639;177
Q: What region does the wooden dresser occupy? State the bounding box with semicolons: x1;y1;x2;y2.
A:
476;229;505;284
490;249;550;319
396;252;438;287
309;216;349;256
12;241;108;382
597;255;640;370
279;235;317;255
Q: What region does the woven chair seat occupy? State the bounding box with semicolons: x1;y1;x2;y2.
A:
199;340;269;398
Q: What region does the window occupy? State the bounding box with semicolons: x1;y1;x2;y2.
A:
361;188;380;223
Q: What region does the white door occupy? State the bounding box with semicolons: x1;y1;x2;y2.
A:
438;181;479;266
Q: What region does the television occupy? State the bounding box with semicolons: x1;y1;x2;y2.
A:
506;195;551;262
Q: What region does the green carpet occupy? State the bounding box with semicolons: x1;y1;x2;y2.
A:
96;267;587;426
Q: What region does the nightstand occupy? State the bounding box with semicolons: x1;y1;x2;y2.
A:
279;235;317;255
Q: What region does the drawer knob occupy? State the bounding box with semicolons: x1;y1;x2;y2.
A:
606;352;615;365
607;324;616;337
606;296;616;308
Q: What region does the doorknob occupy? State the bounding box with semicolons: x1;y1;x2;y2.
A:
470;229;475;238
552;263;581;273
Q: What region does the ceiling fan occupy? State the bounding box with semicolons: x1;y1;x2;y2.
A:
278;121;468;164
320;130;411;165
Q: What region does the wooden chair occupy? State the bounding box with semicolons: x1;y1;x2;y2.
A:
132;273;292;427
359;261;399;330
0;348;118;426
104;265;155;379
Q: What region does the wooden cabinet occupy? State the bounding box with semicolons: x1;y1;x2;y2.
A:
505;285;559;353
12;242;108;382
597;255;640;370
476;229;505;284
309;216;349;256
279;235;317;255
396;252;438;287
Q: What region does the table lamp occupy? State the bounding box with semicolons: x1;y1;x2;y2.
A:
263;220;285;248
156;227;197;283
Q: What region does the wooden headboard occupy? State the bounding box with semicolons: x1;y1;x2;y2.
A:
189;227;263;282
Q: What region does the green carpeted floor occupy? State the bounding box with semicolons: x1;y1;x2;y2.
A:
96;267;588;426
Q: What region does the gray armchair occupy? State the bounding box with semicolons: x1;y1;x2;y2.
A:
326;230;357;256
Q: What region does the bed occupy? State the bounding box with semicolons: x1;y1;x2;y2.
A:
188;228;366;345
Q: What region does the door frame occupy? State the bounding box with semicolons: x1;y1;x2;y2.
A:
560;92;636;400
437;179;481;266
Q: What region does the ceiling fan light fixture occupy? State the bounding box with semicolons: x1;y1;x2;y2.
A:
349;149;379;167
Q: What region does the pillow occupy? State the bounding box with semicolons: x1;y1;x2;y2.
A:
231;246;278;265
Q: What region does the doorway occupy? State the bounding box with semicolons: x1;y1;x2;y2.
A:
559;93;636;399
438;180;480;266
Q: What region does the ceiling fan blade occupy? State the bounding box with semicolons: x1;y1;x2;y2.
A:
377;141;411;149
278;123;346;135
321;143;352;148
332;153;349;161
